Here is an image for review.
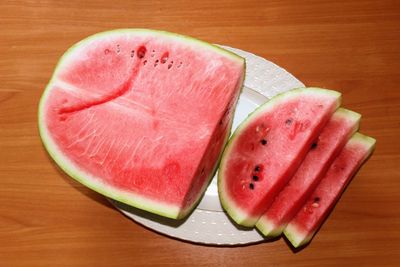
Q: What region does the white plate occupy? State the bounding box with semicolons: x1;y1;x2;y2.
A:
110;46;304;245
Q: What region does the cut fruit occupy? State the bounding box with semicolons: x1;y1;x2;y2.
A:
38;29;245;219
218;87;341;227
284;133;376;248
256;108;361;237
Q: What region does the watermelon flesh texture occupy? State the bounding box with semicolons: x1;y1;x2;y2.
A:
218;88;341;227
256;108;361;237
284;133;376;248
39;29;245;219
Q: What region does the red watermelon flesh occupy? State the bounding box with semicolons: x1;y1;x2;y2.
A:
256;108;361;237
284;133;376;248
39;29;245;219
218;88;341;227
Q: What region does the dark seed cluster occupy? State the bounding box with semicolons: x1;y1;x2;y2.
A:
105;45;179;71
249;164;264;190
134;46;180;70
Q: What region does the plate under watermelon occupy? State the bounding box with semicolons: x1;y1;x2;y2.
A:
110;46;306;245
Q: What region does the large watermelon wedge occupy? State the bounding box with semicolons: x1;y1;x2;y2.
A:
256;108;361;237
38;29;245;219
218;88;341;227
284;133;376;247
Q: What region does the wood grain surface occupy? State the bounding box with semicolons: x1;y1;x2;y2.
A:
1;0;399;266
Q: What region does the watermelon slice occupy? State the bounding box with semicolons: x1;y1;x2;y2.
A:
284;133;376;248
255;108;361;237
218;88;341;227
38;29;245;219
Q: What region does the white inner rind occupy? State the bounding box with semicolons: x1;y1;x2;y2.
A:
283;222;313;248
255;216;282;237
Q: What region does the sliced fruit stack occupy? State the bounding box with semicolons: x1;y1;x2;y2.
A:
218;87;375;248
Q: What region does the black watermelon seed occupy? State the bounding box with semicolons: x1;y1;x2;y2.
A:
252;175;259;181
311;142;318;149
260;139;267;145
285;118;293;125
249;183;255;190
314;197;320;203
254;165;261;172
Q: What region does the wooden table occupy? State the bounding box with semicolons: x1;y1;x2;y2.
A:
1;0;399;266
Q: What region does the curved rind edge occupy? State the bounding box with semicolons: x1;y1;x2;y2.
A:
218;87;342;227
38;29;245;220
38;103;181;219
283;223;313;248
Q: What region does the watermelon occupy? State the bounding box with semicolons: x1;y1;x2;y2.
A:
218;87;341;227
255;108;361;237
284;133;376;248
38;29;245;219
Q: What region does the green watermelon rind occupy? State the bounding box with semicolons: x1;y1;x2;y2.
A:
256;217;284;238
283;223;314;248
283;132;376;248
332;108;362;123
255;107;361;237
38;29;245;220
218;87;342;227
